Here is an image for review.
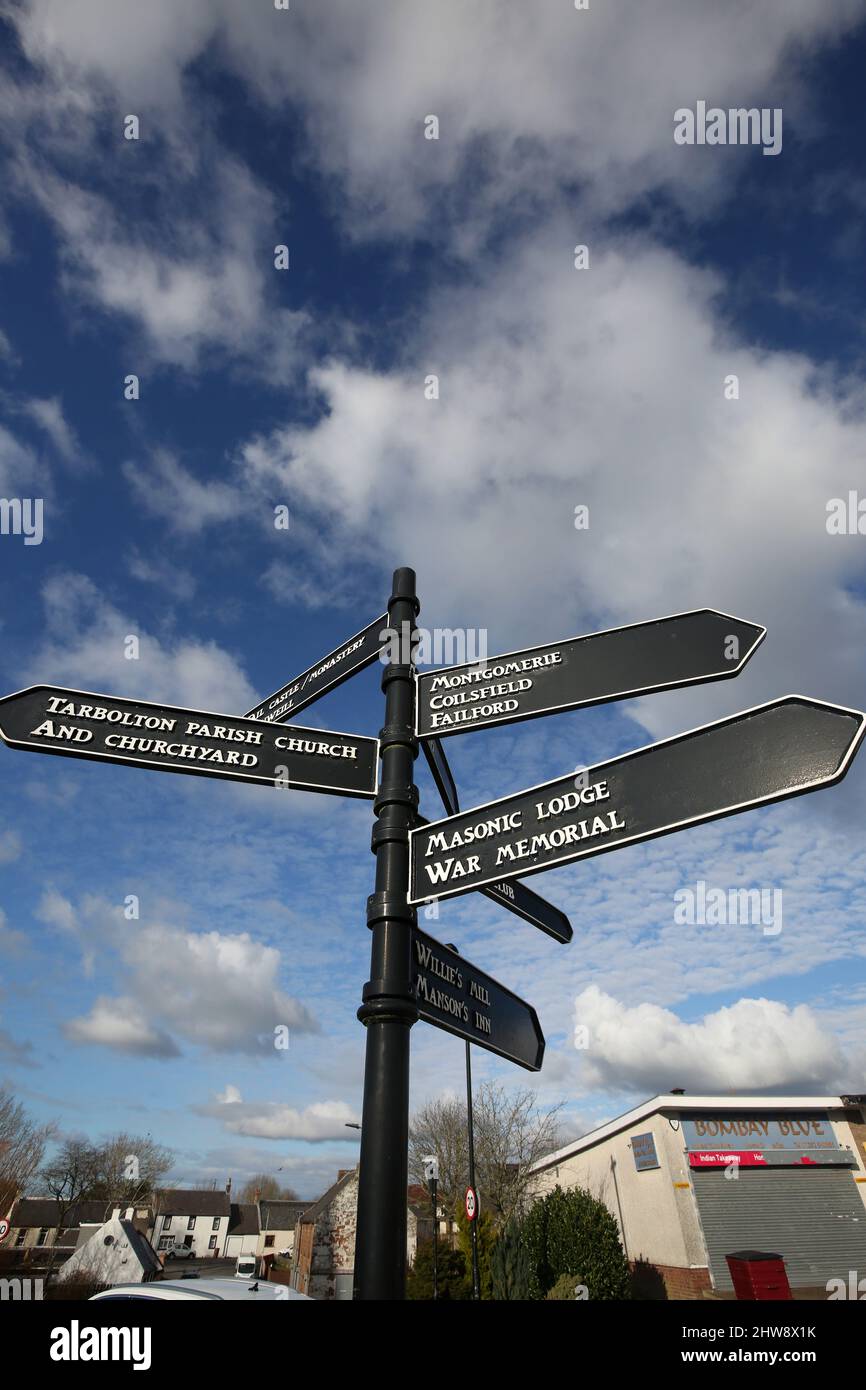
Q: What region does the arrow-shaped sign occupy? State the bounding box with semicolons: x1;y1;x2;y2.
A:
409;695;865;904
246;612;388;723
0;686;379;799
411;926;545;1071
479;877;573;945
416;608;765;740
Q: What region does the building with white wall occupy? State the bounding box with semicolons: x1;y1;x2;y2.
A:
530;1093;866;1298
151;1187;231;1259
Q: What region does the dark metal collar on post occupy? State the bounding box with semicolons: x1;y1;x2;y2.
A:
354;568;420;1300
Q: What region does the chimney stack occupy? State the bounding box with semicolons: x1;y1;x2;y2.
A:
225;1178;232;1196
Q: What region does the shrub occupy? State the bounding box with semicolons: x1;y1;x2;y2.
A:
406;1239;469;1300
546;1272;586;1300
490;1219;532;1301
523;1186;631;1300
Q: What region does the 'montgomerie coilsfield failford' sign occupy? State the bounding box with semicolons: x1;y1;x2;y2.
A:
0;686;379;798
415;608;765;739
411;926;545;1071
409;695;866;903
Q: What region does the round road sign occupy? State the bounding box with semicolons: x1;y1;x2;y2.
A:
465;1187;478;1222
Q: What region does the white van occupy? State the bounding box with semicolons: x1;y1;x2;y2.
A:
235;1254;257;1280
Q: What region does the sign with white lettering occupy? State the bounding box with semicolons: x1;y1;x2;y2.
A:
411;926;545;1071
246;613;388;723
688;1150;853;1168
0;686;379;798
415;609;766;740
408;696;866;904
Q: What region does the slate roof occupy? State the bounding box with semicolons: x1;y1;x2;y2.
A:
227;1203;260;1236
258;1199;309;1232
11;1197;112;1230
154;1188;231;1218
118;1219;162;1276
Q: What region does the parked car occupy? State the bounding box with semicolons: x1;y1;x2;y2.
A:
165;1245;196;1260
90;1279;311;1301
235;1254;257;1280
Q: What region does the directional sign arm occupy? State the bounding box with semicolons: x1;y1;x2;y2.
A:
0;686;379;799
246;613;388;723
411;925;545;1070
416;608;766;740
409;695;866;904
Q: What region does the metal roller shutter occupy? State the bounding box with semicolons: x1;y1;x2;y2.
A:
692;1166;866;1290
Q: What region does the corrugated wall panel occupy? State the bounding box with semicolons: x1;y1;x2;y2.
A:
692;1167;866;1290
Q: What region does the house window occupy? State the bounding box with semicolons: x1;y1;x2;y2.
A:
208;1235;217;1250
163;1216;172;1231
187;1216;196;1231
264;1235;275;1248
14;1229;25;1247
158;1236;174;1252
212;1217;220;1231
36;1228;49;1247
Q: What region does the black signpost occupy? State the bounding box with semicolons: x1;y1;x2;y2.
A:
0;685;379;798
246;612;389;723
416;608;765;740
409;695;866;905
1;572;864;1304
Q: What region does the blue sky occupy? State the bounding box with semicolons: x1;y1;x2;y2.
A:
1;0;866;1199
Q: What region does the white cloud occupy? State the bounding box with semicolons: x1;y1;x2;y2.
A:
123;451;241;535
13;1;866;241
20;570;257;713
0;830;22;864
573;986;846;1092
44;893;317;1056
126;546;197;600
20;395;83;466
64;996;179;1058
0;422;43;495
238;228;866;754
202;1088;360;1141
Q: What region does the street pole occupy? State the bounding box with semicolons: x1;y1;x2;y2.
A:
431;1175;439;1299
465;1037;481;1301
447;942;481;1301
354;567;420;1300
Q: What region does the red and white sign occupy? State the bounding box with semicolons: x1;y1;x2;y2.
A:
0;1217;10;1242
689;1151;767;1168
465;1187;478;1221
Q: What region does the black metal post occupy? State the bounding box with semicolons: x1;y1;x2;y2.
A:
431;1176;439;1299
354;568;419;1300
465;1038;481;1301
